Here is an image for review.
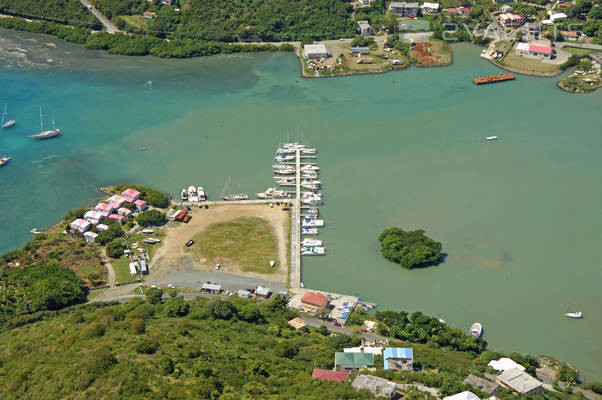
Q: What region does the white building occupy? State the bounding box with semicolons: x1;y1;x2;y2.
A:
389;2;419;17
550;12;568;23
358;20;372;35
352;375;397;399
70;218;91;234
344;346;383;356
359;0;372;5
83;231;98;243
443;391;481;400
498;13;524;28
421;2;440;15
84;210;105;225
302;44;330;59
496;368;543;395
487;357;525;373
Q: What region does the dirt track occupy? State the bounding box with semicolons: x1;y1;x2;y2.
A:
151;204;289;283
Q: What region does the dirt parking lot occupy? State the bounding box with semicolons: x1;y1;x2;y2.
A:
151;204;290;283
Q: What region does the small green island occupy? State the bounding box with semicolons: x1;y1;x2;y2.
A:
379;228;443;269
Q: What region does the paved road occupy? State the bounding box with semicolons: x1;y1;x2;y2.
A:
80;0;119;33
556;42;602;51
99;248;116;287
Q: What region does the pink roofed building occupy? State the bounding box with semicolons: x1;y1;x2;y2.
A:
121;188;141;203
108;214;125;224
70;218;91;234
443;6;471;15
134;199;148;211
107;195;128;207
95;202;116;214
498;13;523;27
84;210;105;225
97;224;109;231
118;207;133;217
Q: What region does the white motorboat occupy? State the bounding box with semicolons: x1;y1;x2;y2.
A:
273;167;296;175
303;213;319;220
1;104;16;128
486;136;499;141
306;207;319;214
469;322;482;338
302;183;321;190
275;153;295;161
302;219;324;227
301;227;319;235
220;176;248;201
301;191;321;198
301;148;317;154
30;107;60;139
302;246;325;255
283;142;306;150
274;176;296;185
302;197;323;206
300;164;320;171
257;187;290;199
565;312;583;318
197;187;208;201
180;189;188;201
223;193;249;201
302;238;323;247
0;156;10;167
301;171;318;179
276;147;296;154
188;185;199;202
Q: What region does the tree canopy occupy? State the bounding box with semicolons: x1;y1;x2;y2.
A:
379;228;443;269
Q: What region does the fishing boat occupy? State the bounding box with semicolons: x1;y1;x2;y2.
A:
1;104;16;128
257;187;290;199
565;300;583;318
180;189;188;201
30;107;60;139
220;177;248;201
187;186;199;202
486;136;499;141
197;187;208;201
302;227;319;235
469;322;482;338
0;156;10;167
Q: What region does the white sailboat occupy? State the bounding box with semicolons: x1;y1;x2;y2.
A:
220;177;248;201
565;300;583;319
30;107;60;139
1;104;16;128
0;155;11;167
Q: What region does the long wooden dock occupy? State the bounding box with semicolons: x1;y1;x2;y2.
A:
289;149;302;288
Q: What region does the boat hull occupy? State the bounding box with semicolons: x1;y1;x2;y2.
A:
2;120;16;128
30;129;60;139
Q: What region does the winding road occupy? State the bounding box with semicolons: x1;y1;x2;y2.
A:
80;0;119;33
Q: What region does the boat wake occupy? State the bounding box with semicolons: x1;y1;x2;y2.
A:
31;154;56;164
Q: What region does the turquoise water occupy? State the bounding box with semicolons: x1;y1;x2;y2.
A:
1;30;601;379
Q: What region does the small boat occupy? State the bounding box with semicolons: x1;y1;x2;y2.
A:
300;165;320;171
283;142;306;150
273;167;296;175
302;227;319;235
257;187;290;199
302;183;321;190
1;104;16;128
306;207;319;214
486;136;499;141
138;146;147;151
269;260;275;267
302;219;324;227
197;186;208;201
274;176;296;185
301;148;317;154
565;299;583;318
188;185;199;202
302;197;323;206
302;246;326;255
469;322;482;338
180;189;188;201
301;171;318;179
0;156;10;167
30;108;60;139
302;238;323;247
223;193;249;201
275;153;296;161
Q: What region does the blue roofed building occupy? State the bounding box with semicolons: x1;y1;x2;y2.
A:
384;347;413;371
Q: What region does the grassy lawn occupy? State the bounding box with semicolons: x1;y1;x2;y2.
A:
192;217;278;274
111;256;135;285
119;15;149;29
501;46;559;74
562;46;595;56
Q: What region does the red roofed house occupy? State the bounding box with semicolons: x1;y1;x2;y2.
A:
95;202;115;214
84;210;105;225
121;188;141;203
108;214;125;224
118;207;133;218
134;199;148;212
312;368;349;383
529;44;552;59
301;291;330;313
107;195;127;208
70;218;91;234
443;6;471;15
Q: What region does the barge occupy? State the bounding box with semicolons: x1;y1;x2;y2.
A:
472;73;515;85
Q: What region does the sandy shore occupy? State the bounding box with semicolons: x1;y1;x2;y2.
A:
151;204;290;283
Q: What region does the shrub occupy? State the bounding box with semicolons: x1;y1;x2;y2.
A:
87;347;117;375
129;318;146;334
106;239;126;258
379;228;443;269
164;297;190;317
238;303;261;323
210;300;236;320
145;287;163;305
276;341;299;359
160;356;175;375
82;322;105;338
136;338;158;354
135;210;167;227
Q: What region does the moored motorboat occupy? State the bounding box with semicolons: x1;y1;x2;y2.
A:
302;218;324;227
486;136;499;141
180;189;188;201
302;238;323;247
197;186;208;201
302;246;325;255
257;187;290;199
469;322;482;338
301;227;319;235
188;185;199;202
223;193;249;201
275;153;295;161
0;156;10;167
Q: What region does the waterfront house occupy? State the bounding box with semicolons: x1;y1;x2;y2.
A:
312;368;349;383
117;207;133;218
334;352;374;372
121;188;141;202
84;210;105;225
487;357;525;372
302;44;330;59
95;202;115;215
523;22;542;37
515;42;552;59
421;2;440;15
255;286;272;298
70;218;91;234
351;375;397;399
498;13;523;28
549;12;567;23
496;368;542;395
83;231;98;243
142;11;156;19
560;30;579;41
134;199;148;212
201;283;222;293
358;20;372;35
107;195;127;208
97;223;109;231
463;375;499;394
443;391;481;400
389;2;419;17
288;317;307;330
383;347;413;371
301;291;330;313
108;214;125;224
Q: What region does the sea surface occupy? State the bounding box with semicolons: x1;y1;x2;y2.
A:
1;29;601;379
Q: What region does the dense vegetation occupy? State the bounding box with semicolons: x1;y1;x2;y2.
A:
379;228;443;269
135;209;167;227
0;0;99;28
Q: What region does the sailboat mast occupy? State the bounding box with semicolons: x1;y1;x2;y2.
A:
1;104;5;126
52;112;55;130
40;107;44;132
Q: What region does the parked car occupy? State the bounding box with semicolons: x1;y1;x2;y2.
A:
333;321;341;327
185;240;194;247
360;328;368;332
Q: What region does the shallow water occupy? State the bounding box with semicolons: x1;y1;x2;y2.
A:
1;29;601;379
